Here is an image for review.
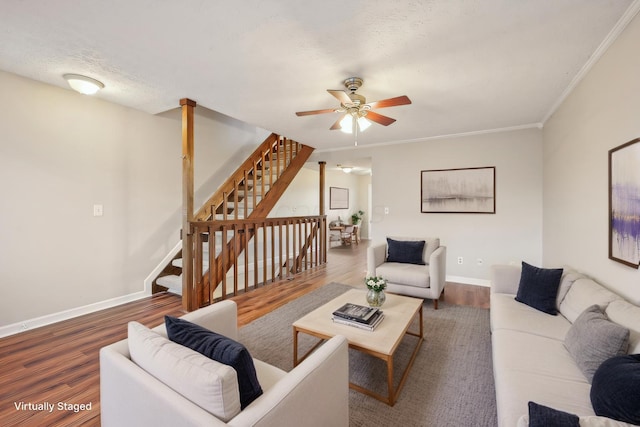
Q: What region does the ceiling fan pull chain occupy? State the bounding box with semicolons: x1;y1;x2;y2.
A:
354;115;358;146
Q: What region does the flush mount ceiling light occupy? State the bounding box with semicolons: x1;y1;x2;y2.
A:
338;164;353;174
63;74;105;95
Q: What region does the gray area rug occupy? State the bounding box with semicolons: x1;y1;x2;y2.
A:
239;282;497;427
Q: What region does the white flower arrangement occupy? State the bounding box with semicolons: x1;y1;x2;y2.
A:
364;275;386;293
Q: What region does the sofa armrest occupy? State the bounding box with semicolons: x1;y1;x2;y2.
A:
100;341;224;427
429;246;447;294
367;243;387;274
490;264;522;295
152;300;239;341
229;335;349;427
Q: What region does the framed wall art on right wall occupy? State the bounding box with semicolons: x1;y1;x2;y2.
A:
609;137;640;268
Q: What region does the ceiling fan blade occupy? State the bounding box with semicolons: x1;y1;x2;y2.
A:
327;89;353;105
367;95;412;109
365;111;396;126
330;114;346;130
295;108;336;116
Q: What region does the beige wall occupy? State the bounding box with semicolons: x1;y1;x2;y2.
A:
270;165;371;239
0;71;266;329
543;12;640;304
313;127;544;284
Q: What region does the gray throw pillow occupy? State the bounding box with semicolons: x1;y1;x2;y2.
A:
564;304;630;383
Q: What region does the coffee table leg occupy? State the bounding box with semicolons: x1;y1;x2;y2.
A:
293;327;299;367
387;356;395;406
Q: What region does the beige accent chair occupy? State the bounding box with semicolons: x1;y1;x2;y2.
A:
100;300;349;427
368;237;447;309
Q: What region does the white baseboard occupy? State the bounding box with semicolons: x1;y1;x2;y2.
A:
1;245;184;338
0;290;150;338
446;275;491;287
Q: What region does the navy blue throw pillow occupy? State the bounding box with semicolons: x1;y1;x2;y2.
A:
515;262;563;315
386;238;426;265
528;402;579;427
165;316;262;409
591;354;640;425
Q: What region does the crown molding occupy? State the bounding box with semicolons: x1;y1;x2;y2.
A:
541;0;640;124
314;122;542;153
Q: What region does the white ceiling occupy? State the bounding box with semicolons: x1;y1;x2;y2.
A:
1;0;637;150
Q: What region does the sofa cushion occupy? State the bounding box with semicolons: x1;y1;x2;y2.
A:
528;401;579;427
165;316;263;409
556;270;584;308
490;293;571;340
492;329;594;427
605;299;640;354
128;321;241;421
515;262;564;315
559;278;621;323
386;238;426;265
591;354;640;425
564;305;630;383
376;262;430;288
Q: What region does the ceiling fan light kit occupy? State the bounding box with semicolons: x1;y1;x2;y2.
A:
339;115;371;134
295;77;411;145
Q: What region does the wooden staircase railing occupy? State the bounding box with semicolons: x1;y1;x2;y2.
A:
194;133;306;222
155;99;324;311
190;215;326;305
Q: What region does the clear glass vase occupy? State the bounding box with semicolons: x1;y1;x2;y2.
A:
366;289;386;308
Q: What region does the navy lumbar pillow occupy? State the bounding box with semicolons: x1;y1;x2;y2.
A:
386;238;426;265
165;316;263;409
528;402;579;427
590;353;640;425
515;261;563;315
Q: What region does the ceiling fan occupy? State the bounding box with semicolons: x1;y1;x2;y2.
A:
295;77;411;143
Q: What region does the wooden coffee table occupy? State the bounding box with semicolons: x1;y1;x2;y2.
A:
293;289;423;406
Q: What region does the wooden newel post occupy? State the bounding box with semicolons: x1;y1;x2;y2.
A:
319;161;326;263
181;98;197;311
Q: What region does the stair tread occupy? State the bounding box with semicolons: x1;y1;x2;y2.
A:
172;258;211;269
156;275;182;295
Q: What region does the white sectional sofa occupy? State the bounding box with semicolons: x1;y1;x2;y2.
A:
490;264;640;427
100;300;349;427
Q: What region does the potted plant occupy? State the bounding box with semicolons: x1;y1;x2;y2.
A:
351;210;364;225
364;275;386;307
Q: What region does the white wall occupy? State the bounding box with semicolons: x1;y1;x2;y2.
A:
0;70;266;329
543;12;640;304
270;166;319;217
313;128;544;284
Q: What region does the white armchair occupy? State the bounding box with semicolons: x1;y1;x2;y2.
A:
367;237;447;309
100;300;349;427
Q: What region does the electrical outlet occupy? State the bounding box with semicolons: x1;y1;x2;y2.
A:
457;256;463;265
384;207;389;215
93;204;104;217
477;258;483;266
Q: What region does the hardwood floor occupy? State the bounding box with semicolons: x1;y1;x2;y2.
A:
0;241;489;426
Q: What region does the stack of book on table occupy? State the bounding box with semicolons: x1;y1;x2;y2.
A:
331;303;384;331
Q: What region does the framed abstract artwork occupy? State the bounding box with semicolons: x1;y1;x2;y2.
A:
609;138;640;268
329;187;349;210
421;167;495;213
